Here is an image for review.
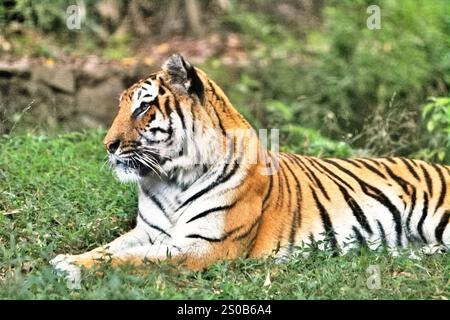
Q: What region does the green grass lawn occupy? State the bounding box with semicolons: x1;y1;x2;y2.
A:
0;130;448;299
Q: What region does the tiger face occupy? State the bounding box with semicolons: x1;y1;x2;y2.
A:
103;54;210;183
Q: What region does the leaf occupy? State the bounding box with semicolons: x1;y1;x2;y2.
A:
422;102;434;118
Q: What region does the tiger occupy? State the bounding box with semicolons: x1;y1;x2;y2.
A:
51;53;449;286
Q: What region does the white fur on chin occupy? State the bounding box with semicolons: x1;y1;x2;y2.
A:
114;165;140;183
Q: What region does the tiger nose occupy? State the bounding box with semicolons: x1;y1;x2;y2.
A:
105;139;121;154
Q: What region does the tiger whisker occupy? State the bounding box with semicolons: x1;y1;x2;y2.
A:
141;152;168;177
139;146;174;160
133;152;163;179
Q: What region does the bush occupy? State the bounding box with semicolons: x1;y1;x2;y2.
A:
415;96;450;163
223;0;450;157
301;0;450;142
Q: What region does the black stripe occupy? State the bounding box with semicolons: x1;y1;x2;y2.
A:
273;159;290;249
150;194;172;223
185;64;205;104
322;159;403;246
354;159;387;179
432;164;447;212
281;155;303;253
288;154;330;201
138;210;171;238
364;158;384;167
149;127;170;135
420;164;433;197
381;162;410;194
178;147;243;210
214;107;227;136
352;226;367;247
233;216;262;241
208;80;226;112
207;92;227;136
147;112;156;123
208;80;219;101
143;229;154;245
186;203;235;224
308;158;355;192
409;159;420;168
445;166;450;177
405;187;417;240
156;75;165;84
292;157;319;190
299;158;355;207
187;225;243;243
262;161;274;211
340;158;362;168
279;158;292;210
186;234;224;242
310;187;338;252
376;220;387;247
417;192;429;243
399;157;420;180
336;183;373;235
243;157;274;246
148;223;171;238
435;211;449;244
164;98;171;116
191;102;196;133
174;99;186;129
158;86;166;95
385;158;397;164
163;118;174;144
275;156;285;208
311;159;373;237
151;99;162;113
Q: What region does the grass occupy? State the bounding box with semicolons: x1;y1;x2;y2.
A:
0;130;449;299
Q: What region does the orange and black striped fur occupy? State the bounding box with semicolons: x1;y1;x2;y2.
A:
52;54;449;280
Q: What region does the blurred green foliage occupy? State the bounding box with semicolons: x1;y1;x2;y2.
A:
7;0;68;32
0;0;132;58
1;0;449;162
416;96;450;162
222;0;450;161
306;0;450;138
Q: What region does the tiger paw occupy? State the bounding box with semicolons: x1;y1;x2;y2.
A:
50;254;82;290
421;244;448;255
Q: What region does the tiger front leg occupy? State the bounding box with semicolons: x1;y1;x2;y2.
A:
50;227;166;288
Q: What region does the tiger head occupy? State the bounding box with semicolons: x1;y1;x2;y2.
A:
104;54;253;185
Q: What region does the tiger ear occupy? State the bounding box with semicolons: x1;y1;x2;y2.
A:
162;53;204;104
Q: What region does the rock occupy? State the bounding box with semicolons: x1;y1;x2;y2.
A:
77;76;124;124
123;62;153;87
53;93;77;120
32;65;75;93
0;58;31;78
77;61;115;85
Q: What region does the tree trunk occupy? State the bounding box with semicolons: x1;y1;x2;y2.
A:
185;0;202;36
